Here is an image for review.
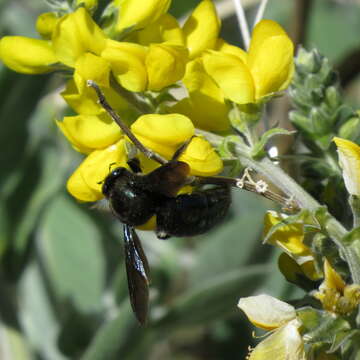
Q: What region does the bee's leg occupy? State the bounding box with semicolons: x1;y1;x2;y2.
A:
127;158;142;173
171;136;196;161
87;80;167;165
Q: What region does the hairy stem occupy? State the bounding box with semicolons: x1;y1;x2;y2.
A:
196;129;360;284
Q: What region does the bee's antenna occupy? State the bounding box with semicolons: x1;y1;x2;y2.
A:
87;80;167;166
108;162;117;172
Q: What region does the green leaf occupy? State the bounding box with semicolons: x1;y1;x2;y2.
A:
297;307;351;344
251;128;295;159
18;261;66;360
328;329;360;353
37;194;105;313
156;264;271;328
81;301;146;360
189;191;269;285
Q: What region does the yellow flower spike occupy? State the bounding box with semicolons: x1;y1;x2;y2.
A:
115;0;171;32
238;294;296;331
137;13;184;46
36;12;60;39
131;113;195;159
57;113;122;153
248;319;306;360
102;40;148;92
215;38;248;63
67;139;127;202
146;43;188;91
263;211;311;257
74;53;110;93
183;0;221;59
178;137;223;176
248;20;294;99
333;137;360;196
52;7;106;67
0;36;57;74
202;50;255;104
171;58;229;131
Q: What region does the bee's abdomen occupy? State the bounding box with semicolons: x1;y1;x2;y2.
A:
155;186;231;239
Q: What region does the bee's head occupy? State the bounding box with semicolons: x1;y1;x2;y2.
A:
101;166;130;198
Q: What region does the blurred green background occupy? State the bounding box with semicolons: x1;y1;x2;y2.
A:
1;0;360;359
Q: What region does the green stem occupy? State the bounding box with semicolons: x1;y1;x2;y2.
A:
196;129;360;284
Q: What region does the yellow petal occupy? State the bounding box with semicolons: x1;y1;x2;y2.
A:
238;294;296;330
137;13;184;46
248;20;294;99
249;35;294;99
248;19;288;59
52;7;106;67
36;12;60;39
131;113;195;159
202;50;255;104
57;113;122;153
248;320;306;360
74;53;110;92
183;0;221;59
0;36;57;74
323;258;346;293
116;0;171;32
170;96;229;132
102;40;147;92
146;43;188;91
263;211;311;257
216;38;248;63
173;58;229;131
67;139;127;201
333;137;360;196
62;78;128;116
178;136;223;176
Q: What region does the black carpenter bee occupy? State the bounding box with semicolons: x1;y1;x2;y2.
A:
88;80;295;325
102;151;231;324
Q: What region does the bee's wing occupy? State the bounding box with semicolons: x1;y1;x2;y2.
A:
143;161;190;197
123;225;150;325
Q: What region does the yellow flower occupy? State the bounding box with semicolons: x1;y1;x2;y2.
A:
314;259;360;315
130;113;223;175
130;113;195;159
263;211;321;281
178;136;223;176
115;0;171;32
238;294;306;360
57;113;122;154
52;7;106;67
0;36;57;74
170;58;230;132
101;40;148;92
136;13;184;46
146;43;188;91
202;19;294;104
183;0;221;59
333;137;360;196
67;139;127;202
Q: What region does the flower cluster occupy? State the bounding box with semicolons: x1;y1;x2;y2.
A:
0;0;294;205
